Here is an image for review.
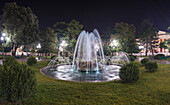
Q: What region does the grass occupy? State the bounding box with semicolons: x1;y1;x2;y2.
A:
1;61;170;104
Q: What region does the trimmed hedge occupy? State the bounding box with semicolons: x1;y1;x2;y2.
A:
154;54;165;60
141;58;149;65
119;63;139;83
145;61;158;72
0;57;36;102
27;57;37;66
129;55;137;62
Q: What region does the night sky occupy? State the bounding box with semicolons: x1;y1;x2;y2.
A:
0;0;170;33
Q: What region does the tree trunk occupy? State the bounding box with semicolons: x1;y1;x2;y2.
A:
45;52;47;59
12;44;18;56
145;39;148;56
150;41;154;61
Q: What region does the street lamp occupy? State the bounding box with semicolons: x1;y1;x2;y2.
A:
60;40;68;58
110;40;118;48
37;43;41;60
1;33;9;59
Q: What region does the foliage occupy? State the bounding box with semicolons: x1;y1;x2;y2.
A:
2;2;39;56
103;45;111;56
7;61;169;105
145;61;158;72
154;54;165;60
53;20;83;53
141;58;149;65
27;57;37;66
129;55;136;61
159;41;168;49
40;27;57;54
113;22;139;54
131;61;142;67
119;63;139;83
2;56;18;66
51;55;56;59
0;59;36;102
139;19;158;56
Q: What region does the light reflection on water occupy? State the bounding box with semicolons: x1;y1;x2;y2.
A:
42;65;121;82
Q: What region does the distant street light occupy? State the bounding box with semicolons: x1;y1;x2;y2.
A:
1;32;8;59
60;40;68;58
110;40;118;48
37;43;41;60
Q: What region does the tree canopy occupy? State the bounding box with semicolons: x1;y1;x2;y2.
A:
2;2;40;55
113;22;139;54
40;27;57;55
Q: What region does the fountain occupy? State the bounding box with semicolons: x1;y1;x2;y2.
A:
40;29;130;82
72;29;105;72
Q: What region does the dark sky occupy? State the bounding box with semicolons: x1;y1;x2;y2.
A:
0;0;170;33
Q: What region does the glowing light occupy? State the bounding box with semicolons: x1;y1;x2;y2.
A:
139;45;144;49
1;37;4;41
37;43;41;49
2;33;6;36
59;46;63;51
6;37;10;41
60;40;68;47
112;40;118;46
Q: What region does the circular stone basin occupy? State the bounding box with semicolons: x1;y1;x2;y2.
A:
40;65;121;82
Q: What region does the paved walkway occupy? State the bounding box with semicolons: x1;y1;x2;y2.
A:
0;57;51;65
136;57;170;65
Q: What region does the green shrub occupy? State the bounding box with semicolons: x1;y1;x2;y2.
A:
27;57;37;66
154;54;165;60
145;61;158;72
21;52;24;57
141;58;149;65
131;61;142;67
119;63;139;83
3;56;18;67
129;55;136;61
51;55;56;59
0;61;36;102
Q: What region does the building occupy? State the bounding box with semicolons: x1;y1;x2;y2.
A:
136;30;170;54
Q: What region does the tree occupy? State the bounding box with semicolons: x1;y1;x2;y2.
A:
159;41;168;52
40;27;58;58
2;2;39;56
113;22;139;54
67;20;83;52
103;45;111;56
139;19;158;56
53;20;83;54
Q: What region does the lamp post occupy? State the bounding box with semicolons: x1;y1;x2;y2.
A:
1;33;9;59
110;40;118;56
60;40;68;58
37;43;41;60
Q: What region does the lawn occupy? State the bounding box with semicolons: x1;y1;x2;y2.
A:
4;61;170;104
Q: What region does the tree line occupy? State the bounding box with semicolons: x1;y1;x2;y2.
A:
0;2;164;57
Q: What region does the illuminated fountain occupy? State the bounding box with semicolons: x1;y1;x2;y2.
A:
41;29;130;82
72;29;105;73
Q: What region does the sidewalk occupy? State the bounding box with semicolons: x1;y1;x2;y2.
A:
136;57;170;65
0;57;51;65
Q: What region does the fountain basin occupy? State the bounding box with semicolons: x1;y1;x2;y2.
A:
40;64;121;82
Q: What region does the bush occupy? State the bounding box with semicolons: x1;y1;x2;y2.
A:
21;52;24;57
27;57;37;66
131;61;142;67
3;56;18;67
51;55;56;59
145;61;158;72
141;58;149;65
0;60;36;102
129;55;136;61
154;54;165;60
119;63;139;83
